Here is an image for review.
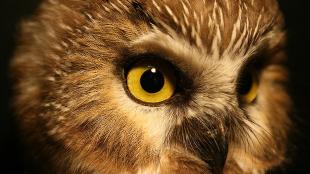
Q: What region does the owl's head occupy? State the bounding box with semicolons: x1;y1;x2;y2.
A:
12;0;292;173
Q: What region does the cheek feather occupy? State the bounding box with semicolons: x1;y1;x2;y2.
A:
111;76;171;151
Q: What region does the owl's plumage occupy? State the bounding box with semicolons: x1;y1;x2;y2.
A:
11;0;291;173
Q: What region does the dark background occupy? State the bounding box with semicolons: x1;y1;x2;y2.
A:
1;0;309;173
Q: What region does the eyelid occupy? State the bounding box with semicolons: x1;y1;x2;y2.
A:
122;53;190;83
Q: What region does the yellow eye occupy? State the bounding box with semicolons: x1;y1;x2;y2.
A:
126;59;176;104
238;70;259;104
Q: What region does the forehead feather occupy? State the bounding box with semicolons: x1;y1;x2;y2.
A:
139;0;284;58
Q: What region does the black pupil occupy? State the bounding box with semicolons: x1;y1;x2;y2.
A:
238;72;253;95
140;68;165;93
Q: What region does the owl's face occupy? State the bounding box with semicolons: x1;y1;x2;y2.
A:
12;0;291;173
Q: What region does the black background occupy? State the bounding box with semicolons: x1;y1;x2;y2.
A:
1;0;309;173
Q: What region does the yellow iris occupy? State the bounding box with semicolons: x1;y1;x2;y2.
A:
241;72;259;103
126;60;176;103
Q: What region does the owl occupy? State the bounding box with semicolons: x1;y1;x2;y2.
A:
11;0;292;173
